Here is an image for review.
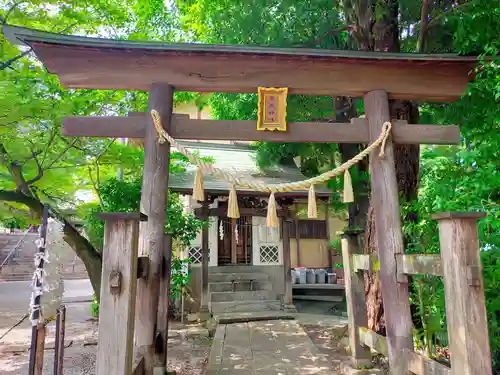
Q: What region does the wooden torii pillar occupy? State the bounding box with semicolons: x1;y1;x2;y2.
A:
135;83;173;375
364;90;413;374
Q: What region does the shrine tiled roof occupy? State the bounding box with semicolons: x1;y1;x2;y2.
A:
168;142;330;197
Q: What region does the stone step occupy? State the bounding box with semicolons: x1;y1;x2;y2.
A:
209;265;264;274
214;311;295;324
208;272;268;283
208;280;272;293
210;299;281;313
210;290;271;303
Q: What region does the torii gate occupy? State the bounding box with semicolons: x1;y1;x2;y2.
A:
4;25;492;375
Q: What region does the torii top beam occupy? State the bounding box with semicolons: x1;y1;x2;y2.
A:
4;25;477;102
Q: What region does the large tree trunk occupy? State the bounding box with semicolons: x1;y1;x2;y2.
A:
352;0;421;334
63;225;102;295
336;96;370;230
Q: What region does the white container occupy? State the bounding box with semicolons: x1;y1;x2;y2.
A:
295;267;307;284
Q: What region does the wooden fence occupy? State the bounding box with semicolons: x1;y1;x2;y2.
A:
341;212;492;375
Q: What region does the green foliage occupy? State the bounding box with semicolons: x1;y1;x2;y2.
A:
83;176;205;313
411;278;446;359
91;294;99;318
170;257;192;298
482;250;500;369
83;177;205;251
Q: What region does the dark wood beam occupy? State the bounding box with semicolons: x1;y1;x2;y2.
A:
63;116;460;145
20;35;475;101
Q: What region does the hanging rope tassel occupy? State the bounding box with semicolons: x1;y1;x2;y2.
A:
266;192;279;228
227;185;240;219
343;169;354;203
307;184;317;218
192;167;205;202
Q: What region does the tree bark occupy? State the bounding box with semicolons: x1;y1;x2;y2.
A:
351;0;421;334
0;189;102;296
336;96;370;230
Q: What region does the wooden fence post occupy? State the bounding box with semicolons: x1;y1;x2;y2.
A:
433;211;492;375
364;89;413;374
341;230;372;368
96;212;145;375
53;305;66;375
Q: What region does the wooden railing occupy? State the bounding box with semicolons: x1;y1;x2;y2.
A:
341;212;492;375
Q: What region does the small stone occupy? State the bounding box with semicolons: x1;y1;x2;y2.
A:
186;313;200;322
338;337;351;354
83;336;98;346
187;310;212;323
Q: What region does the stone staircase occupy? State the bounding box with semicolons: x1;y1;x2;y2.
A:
208;266;281;314
0;233;88;281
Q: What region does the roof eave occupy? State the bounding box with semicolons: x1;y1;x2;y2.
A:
3;24;478;63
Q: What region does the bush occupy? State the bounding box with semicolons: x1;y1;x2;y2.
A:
91;294;99;317
82;177;205;251
482;249;500;371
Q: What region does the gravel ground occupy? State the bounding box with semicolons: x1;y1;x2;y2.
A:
302;323;389;375
0;302;211;375
0;328;211;375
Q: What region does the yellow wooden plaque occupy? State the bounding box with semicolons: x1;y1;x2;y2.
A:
257;87;288;131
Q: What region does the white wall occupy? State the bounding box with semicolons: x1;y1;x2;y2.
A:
252;216;283;266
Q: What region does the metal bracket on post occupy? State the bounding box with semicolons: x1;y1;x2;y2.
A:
467;265;481;287
109;270;122;295
137;256;150;279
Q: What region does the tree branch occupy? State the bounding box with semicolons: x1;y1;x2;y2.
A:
0;142;27;191
0;189;43;214
0;188;103;296
45;138;78;169
418;0;430;53
1;20;78;71
23;152;44;187
41;128;58;166
1;0;26;25
293;25;354;46
427;1;473;30
0;48;32;71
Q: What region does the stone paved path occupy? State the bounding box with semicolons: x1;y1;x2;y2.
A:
208;320;340;375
